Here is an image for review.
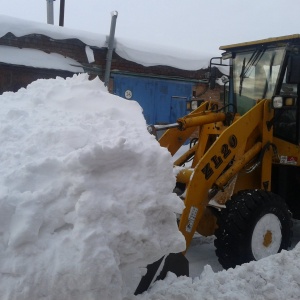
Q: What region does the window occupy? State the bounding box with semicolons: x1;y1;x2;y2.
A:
233;48;285;115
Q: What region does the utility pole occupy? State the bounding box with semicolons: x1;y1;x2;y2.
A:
104;11;118;87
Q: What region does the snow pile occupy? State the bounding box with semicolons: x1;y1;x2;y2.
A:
137;244;300;300
0;74;185;300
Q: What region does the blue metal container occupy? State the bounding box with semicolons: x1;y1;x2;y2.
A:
112;74;194;124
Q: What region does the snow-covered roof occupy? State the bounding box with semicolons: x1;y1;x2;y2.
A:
0;15;107;48
0;45;83;72
0;14;212;71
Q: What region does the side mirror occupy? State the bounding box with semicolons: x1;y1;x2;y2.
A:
286;55;300;84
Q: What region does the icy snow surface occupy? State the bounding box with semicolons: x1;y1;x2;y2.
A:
0;74;185;300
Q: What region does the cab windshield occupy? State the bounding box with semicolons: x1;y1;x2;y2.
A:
233;47;285;115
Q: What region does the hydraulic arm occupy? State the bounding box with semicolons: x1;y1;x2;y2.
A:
159;99;273;249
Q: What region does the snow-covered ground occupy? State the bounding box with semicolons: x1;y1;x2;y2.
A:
1;74;300;300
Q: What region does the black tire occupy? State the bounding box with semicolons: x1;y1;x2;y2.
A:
214;189;293;269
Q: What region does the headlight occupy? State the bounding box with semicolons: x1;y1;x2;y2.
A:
272;96;297;109
191;100;198;110
186;99;204;111
285;97;295;106
272;96;283;108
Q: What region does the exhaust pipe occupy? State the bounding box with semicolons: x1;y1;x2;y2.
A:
104;11;118;87
46;0;55;25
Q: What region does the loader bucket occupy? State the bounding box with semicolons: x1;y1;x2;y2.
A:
134;253;189;295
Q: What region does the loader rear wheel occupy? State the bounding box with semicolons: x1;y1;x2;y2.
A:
214;190;292;269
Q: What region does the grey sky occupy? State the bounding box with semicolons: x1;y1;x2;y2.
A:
1;0;299;55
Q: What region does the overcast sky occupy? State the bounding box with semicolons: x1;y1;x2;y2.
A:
1;0;300;55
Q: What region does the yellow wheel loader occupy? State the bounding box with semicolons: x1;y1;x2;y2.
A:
136;34;300;294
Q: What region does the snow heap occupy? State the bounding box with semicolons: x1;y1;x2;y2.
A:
137;243;300;300
0;74;185;300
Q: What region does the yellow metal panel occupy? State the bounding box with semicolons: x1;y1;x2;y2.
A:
159;102;207;156
178;112;226;130
215;142;262;190
192;125;210;168
196;207;217;237
234;167;261;192
176;168;193;184
273;137;300;166
179;100;266;250
173;144;198;167
192;122;226;168
260;100;274;191
220;34;300;51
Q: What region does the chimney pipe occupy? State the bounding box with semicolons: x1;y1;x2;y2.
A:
104;11;118;87
47;0;55;25
59;0;65;27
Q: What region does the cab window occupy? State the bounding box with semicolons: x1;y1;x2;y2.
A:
233;48;285;115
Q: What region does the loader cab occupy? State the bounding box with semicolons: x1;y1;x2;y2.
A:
220;35;300;219
220;34;300;144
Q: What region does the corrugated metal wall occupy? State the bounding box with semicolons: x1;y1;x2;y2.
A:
112;74;194;124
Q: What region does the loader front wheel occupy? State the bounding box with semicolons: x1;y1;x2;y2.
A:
214;190;292;269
